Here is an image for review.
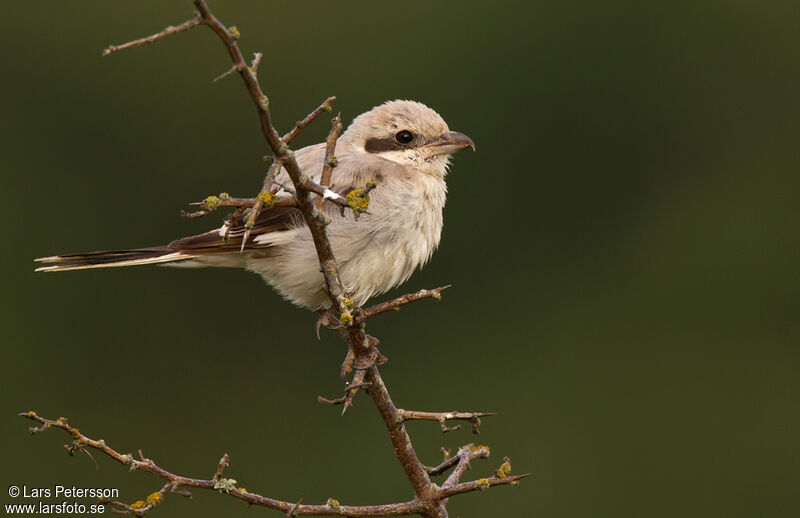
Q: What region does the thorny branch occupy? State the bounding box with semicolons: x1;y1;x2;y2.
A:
355;286;453;324
316;114;344;211
19;412;527;516
398;410;497;434
23;2;524;517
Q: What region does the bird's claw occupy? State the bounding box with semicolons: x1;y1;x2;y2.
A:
315;307;342;339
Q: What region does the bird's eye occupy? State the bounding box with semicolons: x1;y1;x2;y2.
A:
395;130;413;144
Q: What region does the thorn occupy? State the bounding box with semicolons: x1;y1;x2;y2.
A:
286;497;303;517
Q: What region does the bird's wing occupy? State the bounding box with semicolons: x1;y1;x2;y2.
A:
168;205;303;254
173;141;413;255
170;142;332;254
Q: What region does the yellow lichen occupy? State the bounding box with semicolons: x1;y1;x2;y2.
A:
496;457;512;479
472;445;490;452
326;498;340;509
71;428;81;439
339;312;353;326
346;188;370;215
229;26;240;38
341;297;355;310
258;191;275;208
146;492;161;505
475;478;491;491
202;195;220;211
130;501;145;509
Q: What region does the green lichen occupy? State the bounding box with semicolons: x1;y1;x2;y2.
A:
214;477;238;493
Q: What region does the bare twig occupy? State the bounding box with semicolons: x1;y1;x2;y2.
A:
240;160;282;251
398;410;496;434
437;473;530;499
19;412;422;517
442;445;490;488
102;15;203;56
250;52;263;76
356;286;452;324
426;454;460;477
317;382;372;406
316;114;343;211
282;96;337;146
213;63;242;82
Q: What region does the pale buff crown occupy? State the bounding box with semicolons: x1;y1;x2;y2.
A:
341;100;450;150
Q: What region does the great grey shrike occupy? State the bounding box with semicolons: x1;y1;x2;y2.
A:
36;100;475;311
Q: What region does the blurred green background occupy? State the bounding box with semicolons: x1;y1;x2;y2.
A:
2;1;799;516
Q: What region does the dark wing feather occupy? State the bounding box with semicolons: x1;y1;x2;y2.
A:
168;205;303;254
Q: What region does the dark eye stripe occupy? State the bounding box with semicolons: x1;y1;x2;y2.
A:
364;137;404;153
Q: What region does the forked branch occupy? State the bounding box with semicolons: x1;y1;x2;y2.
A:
22;2;525;517
19;412;527;516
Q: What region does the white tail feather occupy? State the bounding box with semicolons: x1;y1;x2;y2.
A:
35;252;195;272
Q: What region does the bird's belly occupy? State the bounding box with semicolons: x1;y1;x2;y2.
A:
244;182;444;310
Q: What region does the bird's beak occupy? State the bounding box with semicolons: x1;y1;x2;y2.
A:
424;131;476;157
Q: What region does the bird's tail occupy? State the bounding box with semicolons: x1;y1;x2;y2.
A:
34;247;197;272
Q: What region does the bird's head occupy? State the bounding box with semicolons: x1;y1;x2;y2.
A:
342;100;475;177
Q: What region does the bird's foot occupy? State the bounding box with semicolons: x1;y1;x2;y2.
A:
340;347;356;379
315;307;342;339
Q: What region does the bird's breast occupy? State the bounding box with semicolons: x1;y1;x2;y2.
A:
329;174;447;303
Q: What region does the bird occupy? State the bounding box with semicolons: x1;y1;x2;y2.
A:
35;100;475;312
